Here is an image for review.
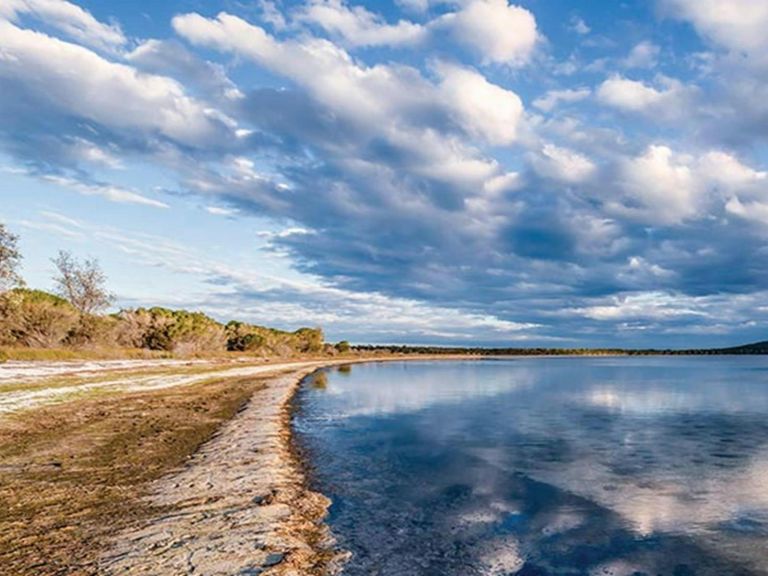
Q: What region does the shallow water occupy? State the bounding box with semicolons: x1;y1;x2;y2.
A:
294;358;768;575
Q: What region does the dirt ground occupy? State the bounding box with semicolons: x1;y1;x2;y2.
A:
0;376;264;575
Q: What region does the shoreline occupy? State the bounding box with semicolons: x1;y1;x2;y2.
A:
99;356;472;575
99;361;344;575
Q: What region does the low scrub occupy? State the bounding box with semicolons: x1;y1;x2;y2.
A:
0;289;326;358
0;289;79;348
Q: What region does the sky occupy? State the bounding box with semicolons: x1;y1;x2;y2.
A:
1;0;768;348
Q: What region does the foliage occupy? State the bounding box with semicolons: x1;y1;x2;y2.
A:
52;251;113;315
0;289;79;348
116;308;226;354
335;340;351;353
0;223;23;290
225;321;266;352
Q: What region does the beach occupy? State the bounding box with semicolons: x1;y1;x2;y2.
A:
0;358;353;575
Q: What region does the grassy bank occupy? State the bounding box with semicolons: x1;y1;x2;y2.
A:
0;376;267;576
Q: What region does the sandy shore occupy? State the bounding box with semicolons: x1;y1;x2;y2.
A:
97;360;355;576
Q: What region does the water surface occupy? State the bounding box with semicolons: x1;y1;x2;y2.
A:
294;358;768;575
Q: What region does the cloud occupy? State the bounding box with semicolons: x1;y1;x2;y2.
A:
570;291;708;322
437;0;539;66
529;143;596;184
603;146;767;226
0;0;125;52
596;75;693;117
661;0;768;58
5;166;169;207
568;16;590;36
533;88;591;112
293;0;427;47
126;39;243;102
623;41;660;69
0;21;237;151
435;61;523;146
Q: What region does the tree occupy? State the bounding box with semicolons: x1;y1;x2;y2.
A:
335;340;351;353
52;251;113;315
0;223;22;291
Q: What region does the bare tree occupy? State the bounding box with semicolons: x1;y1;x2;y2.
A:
52;251;113;314
0;223;22;291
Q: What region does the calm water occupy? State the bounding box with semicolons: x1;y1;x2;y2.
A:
294;358;768;576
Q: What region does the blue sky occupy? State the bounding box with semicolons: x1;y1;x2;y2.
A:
2;0;768;347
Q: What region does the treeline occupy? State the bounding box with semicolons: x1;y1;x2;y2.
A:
0;223;329;357
352;344;768;356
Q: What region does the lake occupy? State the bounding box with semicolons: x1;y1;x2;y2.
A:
294;357;768;576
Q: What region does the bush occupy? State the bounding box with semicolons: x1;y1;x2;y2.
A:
0;289;79;348
116;308;226;354
335;340;351;353
225;322;266;352
65;314;119;348
293;327;324;353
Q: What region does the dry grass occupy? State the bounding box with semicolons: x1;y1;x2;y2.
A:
0;347;172;362
0;377;266;575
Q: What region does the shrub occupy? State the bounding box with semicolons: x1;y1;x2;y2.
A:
225;321;266;352
0;289;79;348
293;327;324;353
335;340;351;353
116;308;226;354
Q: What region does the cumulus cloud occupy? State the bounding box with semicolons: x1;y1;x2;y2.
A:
623;41;660;69
596;75;693;117
437;0;539;66
293;0;427;47
127;39;243;102
529;144;596;184
661;0;768;58
0;21;236;149
0;0;125;52
435;62;523;146
603;146;767;226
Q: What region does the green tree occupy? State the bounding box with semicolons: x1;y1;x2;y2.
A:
335;340;351;353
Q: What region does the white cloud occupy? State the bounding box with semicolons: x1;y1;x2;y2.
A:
530;143;596;184
205;206;240;217
0;21;236;148
172;11;522;189
623;41;660;69
396;0;429;13
606;146;767;226
662;0;768;56
610;145;697;225
127;39;244;101
596;75;692;116
294;0;427;47
438;0;539;66
569;16;590;35
0;0;125;52
572;291;708;321
41;174;169;208
533;87;590;112
436;62;523;146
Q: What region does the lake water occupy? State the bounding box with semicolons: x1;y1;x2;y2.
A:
293;358;768;576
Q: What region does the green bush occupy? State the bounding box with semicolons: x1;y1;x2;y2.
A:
116;308;226;354
225;321;266;352
335;340;351;353
0;289;79;348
